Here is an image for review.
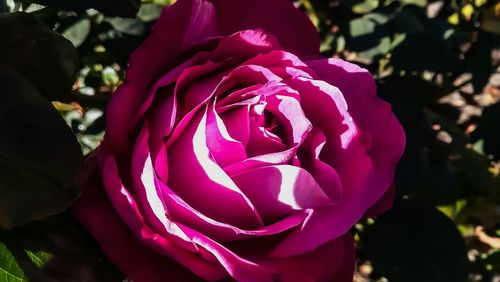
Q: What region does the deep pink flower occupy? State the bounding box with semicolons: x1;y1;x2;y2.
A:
73;0;405;281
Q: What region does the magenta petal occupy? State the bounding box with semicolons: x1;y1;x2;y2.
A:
106;0;216;153
206;100;247;167
255;233;356;282
100;154;226;279
243;50;315;79
219;105;251;145
208;0;319;56
364;182;397;217
211;29;281;60
130;125;197;252
175;59;228;114
265;94;312;145
146;93;176;183
232;165;333;221
269;77;375;257
306;58;406;202
246;121;288;157
167;224;275;282
216;84;263;111
72;152;223;282
330;234;356;282
162;181;308;242
298;128;343;203
224;147;297;176
161;219;354;282
221;64;283;87
167;106;264;229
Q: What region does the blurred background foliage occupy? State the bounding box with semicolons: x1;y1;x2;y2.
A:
0;0;498;281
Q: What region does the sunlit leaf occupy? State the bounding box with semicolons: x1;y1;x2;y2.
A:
0;242;27;282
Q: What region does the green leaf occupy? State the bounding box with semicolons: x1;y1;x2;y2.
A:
0;243;27;282
105;17;145;36
349;13;389;37
0;12;78;101
345;12;392;61
360;198;469;282
399;0;427;6
137;3;163;22
62;18;91;48
0;67;83;229
101;66;120;86
343;0;379;14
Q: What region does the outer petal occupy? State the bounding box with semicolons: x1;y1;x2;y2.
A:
264;233;356;282
72;152;207;282
106;0;217;153
208;0;319;56
101;153;227;280
168;220;355;282
270;77;375;257
364;182;397;217
306;58;405;213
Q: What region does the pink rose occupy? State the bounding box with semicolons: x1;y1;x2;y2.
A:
73;0;405;281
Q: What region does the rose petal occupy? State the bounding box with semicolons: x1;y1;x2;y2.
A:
162;181;308;242
211;29;281;60
220;65;283;90
232;165;334;221
171;220;355;282
208;0;319;56
243;50;315;80
298;128;343;203
72;154;210;282
167;106;264;229
364;182;397;217
265;93;312;145
105;155;228;278
224;147;297;176
249;233;356;282
106;0;217;153
176;61;226;115
306;58;406;206
270;77;375;257
219;105;251;145
206;100;247;167
146;91;176;183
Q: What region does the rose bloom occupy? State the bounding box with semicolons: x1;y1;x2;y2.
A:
73;0;405;281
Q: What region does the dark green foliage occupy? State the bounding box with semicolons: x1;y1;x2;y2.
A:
27;0;141;17
0;213;123;281
0;12;78;101
0;67;82;229
360;199;469;282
